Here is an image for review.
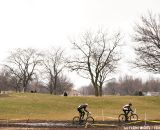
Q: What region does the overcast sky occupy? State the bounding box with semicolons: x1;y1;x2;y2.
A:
0;0;160;88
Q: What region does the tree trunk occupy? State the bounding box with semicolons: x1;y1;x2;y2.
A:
49;83;53;94
54;75;57;95
93;84;99;96
94;87;99;96
99;81;103;96
99;85;102;96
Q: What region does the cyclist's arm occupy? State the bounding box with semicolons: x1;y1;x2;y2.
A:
129;107;133;112
84;108;89;113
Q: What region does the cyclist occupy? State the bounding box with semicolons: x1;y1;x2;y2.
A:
77;103;89;121
122;103;133;121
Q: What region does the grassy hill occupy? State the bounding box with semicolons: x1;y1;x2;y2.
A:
0;93;159;121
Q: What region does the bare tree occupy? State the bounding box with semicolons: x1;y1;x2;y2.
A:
4;48;42;92
143;78;160;92
55;74;73;95
133;12;160;73
68;29;122;96
0;70;10;92
118;76;142;95
104;82;118;95
42;48;66;95
9;75;22;92
78;84;95;95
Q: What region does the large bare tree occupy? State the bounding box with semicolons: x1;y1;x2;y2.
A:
42;48;66;95
68;30;122;96
4;48;42;92
133;12;160;73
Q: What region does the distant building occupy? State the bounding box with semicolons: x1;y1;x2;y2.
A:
0;91;12;94
143;92;160;96
69;89;81;96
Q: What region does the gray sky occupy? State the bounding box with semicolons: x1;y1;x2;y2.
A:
0;0;160;88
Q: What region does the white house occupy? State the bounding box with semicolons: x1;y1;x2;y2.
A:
143;92;160;96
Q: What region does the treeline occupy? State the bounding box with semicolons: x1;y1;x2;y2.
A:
79;76;160;96
0;69;73;94
0;48;73;95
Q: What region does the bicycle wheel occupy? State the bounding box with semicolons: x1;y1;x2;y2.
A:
129;114;138;121
118;114;126;122
73;116;80;125
86;116;94;124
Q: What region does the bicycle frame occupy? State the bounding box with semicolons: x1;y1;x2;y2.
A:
80;112;91;120
128;111;135;117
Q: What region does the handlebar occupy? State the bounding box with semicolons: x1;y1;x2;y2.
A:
130;110;136;115
87;112;91;116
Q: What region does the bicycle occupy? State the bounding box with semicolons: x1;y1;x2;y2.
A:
118;111;138;122
73;112;94;125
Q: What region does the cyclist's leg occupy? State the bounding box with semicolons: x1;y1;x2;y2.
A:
123;110;127;116
123;110;128;121
79;109;84;124
125;110;130;121
78;109;83;120
81;110;85;120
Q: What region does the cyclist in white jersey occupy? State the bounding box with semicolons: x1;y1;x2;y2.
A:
122;103;133;121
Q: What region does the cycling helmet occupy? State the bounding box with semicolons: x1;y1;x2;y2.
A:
85;103;88;106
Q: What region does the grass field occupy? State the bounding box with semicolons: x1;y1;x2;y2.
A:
0;92;159;121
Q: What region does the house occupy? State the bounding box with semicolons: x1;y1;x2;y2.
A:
143;92;160;96
69;89;81;96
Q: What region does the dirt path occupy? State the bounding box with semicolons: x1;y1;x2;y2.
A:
0;128;118;130
0;120;159;130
